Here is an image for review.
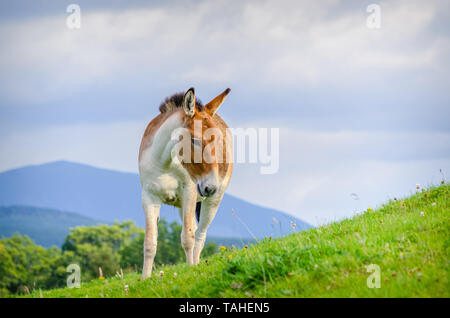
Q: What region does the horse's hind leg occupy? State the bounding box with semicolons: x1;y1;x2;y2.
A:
142;191;161;279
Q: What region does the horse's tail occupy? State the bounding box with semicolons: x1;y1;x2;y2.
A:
195;202;201;223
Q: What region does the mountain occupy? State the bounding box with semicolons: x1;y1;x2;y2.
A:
0;205;101;247
0;161;310;238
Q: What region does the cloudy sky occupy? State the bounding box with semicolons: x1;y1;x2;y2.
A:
0;0;449;225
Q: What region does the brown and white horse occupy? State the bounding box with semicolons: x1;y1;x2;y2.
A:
138;87;233;279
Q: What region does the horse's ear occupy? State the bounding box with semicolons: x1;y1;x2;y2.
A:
183;87;196;117
204;88;231;115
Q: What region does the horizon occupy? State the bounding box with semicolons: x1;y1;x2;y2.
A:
0;159;312;227
0;159;444;227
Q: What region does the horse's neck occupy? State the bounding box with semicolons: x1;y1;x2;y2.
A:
151;111;183;167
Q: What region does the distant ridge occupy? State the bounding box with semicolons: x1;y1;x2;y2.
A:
0;161;311;239
0;205;102;247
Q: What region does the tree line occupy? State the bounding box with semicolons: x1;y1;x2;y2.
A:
0;220;217;296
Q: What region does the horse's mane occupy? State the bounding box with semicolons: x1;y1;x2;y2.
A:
159;92;203;113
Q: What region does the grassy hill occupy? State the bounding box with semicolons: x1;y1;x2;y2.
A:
25;184;449;298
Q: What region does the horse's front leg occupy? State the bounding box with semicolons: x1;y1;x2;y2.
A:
181;187;197;265
193;196;222;265
142;191;161;280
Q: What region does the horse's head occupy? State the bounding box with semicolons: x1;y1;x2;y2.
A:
179;87;231;197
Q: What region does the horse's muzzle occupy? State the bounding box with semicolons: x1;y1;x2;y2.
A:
197;183;217;197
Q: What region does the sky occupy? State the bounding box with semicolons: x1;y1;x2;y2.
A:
0;0;449;225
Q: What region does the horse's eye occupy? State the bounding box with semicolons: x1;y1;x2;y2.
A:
192;138;202;147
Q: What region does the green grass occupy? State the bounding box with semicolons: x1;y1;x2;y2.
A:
24;184;450;298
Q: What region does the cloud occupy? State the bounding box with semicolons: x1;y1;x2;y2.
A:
0;0;448;104
0;120;146;173
226;125;450;224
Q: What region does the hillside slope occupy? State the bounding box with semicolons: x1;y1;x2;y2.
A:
0;161;310;238
27;184;449;298
0;206;102;247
